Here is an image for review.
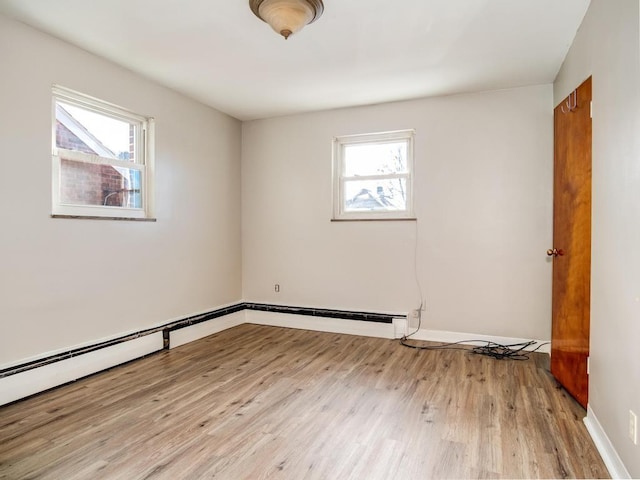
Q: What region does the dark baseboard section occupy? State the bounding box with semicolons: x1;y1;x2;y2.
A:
244;303;398;324
0;303;404;378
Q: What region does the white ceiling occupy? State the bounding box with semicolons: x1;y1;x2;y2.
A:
0;0;590;121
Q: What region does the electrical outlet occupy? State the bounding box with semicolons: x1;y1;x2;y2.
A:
393;318;407;338
630;410;638;445
274;284;280;293
408;309;420;329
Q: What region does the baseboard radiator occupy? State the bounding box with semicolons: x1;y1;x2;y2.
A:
0;303;401;406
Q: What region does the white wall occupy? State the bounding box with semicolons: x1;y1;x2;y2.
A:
555;0;640;476
242;85;553;341
0;15;242;367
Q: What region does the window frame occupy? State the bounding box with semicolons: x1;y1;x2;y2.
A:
51;85;155;220
332;129;416;221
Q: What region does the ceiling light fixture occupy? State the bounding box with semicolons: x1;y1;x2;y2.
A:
249;0;324;40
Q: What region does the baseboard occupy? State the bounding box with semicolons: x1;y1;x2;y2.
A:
244;302;399;323
584;405;631;479
0;301;245;375
0;333;163;406
0;304;552;407
246;310;396;339
0;304;400;405
404;328;551;353
170;311;246;349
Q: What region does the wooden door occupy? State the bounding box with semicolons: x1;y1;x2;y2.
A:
550;77;592;409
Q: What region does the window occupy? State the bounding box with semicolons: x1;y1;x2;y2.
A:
332;129;415;220
52;86;154;219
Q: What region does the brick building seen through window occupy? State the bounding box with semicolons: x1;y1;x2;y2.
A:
55;117;136;207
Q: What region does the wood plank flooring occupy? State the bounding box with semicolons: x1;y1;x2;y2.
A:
0;324;609;479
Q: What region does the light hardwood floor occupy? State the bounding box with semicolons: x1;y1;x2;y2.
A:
0;324;609;479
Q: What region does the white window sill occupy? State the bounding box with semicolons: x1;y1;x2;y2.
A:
331;217;417;222
51;215;157;222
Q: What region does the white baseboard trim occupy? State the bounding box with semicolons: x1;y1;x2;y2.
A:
246;310;396;339
0;333;163;407
0;301;243;372
170;311;246;349
1;307;553;407
404;328;551;354
584;405;631;479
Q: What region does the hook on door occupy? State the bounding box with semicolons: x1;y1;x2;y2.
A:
560;90;578;114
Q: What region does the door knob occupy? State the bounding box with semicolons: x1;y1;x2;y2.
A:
546;248;565;257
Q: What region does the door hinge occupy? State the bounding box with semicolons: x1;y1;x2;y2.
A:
590;101;592;119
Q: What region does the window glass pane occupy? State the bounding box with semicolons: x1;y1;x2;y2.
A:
344;141;408;176
344;178;407;212
55;102;136;162
60;159;142;208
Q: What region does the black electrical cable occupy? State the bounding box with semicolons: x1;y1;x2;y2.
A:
400;336;551;361
403;220;552;361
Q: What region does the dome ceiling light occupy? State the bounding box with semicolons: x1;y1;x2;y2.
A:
249;0;324;40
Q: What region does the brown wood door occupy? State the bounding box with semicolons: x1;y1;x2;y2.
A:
550;77;592;409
